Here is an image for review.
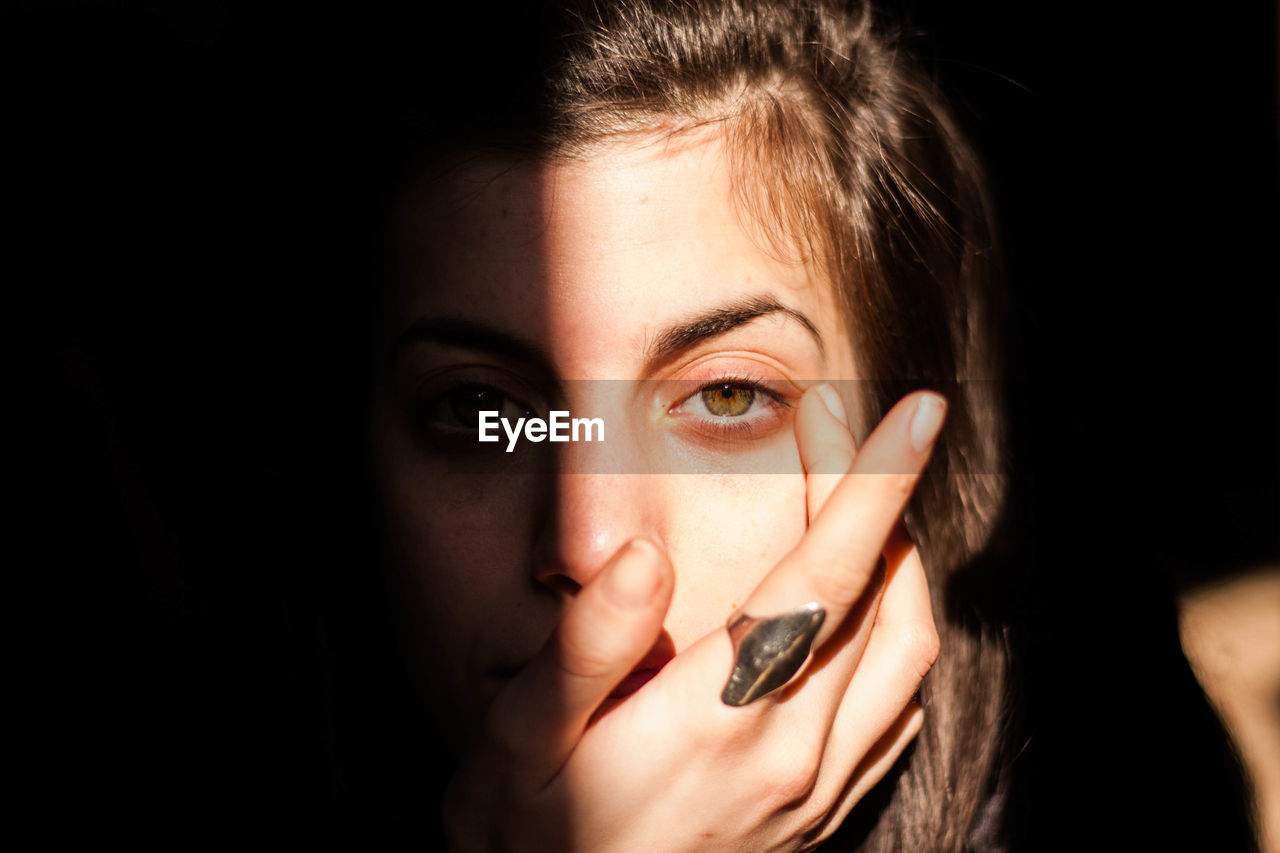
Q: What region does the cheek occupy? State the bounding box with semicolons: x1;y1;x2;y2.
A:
659;474;808;651
384;489;521;611
378;449;536;617
374;416;547;724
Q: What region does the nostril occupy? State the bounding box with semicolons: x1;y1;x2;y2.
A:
539;573;582;599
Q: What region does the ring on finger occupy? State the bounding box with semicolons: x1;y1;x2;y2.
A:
721;602;826;707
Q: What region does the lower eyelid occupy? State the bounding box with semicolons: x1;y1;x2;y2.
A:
671;385;793;443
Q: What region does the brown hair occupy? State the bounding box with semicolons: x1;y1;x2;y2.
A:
523;1;1010;848
399;0;1010;847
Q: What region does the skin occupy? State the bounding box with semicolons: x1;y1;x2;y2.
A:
372;129;943;850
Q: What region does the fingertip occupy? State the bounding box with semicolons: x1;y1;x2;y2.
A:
605;538;675;609
626;536;675;586
798;386;858;479
814;383;849;428
600;538;664;610
907;392;947;453
622;535;661;564
854;391;946;473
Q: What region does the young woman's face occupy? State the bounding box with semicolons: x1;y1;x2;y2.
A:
373;131;859;743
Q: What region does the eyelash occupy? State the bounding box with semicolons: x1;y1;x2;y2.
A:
408;373;544;448
668;375;793;441
408;372;794;450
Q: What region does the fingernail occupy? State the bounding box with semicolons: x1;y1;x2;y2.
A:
815;383;848;428
908;393;946;452
605;539;659;609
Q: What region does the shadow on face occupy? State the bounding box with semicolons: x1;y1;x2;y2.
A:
370;129;860;745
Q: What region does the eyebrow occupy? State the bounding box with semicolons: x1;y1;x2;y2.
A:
644;295;824;370
390;294;823;376
389;317;554;374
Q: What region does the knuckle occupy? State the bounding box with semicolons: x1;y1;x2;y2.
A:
901;620;942;682
485;695;530;756
761;744;822;808
812;441;855;475
803;546;870;606
876;471;919;507
698;702;763;754
555;623;619;681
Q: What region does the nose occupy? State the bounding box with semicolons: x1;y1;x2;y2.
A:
532;465;656;599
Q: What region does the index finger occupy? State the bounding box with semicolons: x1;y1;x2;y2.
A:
738;390;946;648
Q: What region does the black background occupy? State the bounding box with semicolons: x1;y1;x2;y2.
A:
13;0;1277;846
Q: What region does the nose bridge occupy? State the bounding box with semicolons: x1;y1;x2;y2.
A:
544;470;647;580
533;381;654;591
535;463;663;595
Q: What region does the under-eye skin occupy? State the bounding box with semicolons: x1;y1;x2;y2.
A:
669;377;793;443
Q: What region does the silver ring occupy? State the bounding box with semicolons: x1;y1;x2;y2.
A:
720;602;826;706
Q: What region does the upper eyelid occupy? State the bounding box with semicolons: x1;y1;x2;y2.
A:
397;353;562;405
663;351;807;395
412;366;548;405
414;368;793;419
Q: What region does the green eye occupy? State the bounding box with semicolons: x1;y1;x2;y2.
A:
701;384;755;417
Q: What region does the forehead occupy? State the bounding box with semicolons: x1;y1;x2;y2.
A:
387;131;852;378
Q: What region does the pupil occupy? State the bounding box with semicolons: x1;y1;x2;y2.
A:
451;387;501;427
702;384;753;417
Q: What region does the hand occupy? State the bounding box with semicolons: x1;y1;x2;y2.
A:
442;388;945;851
